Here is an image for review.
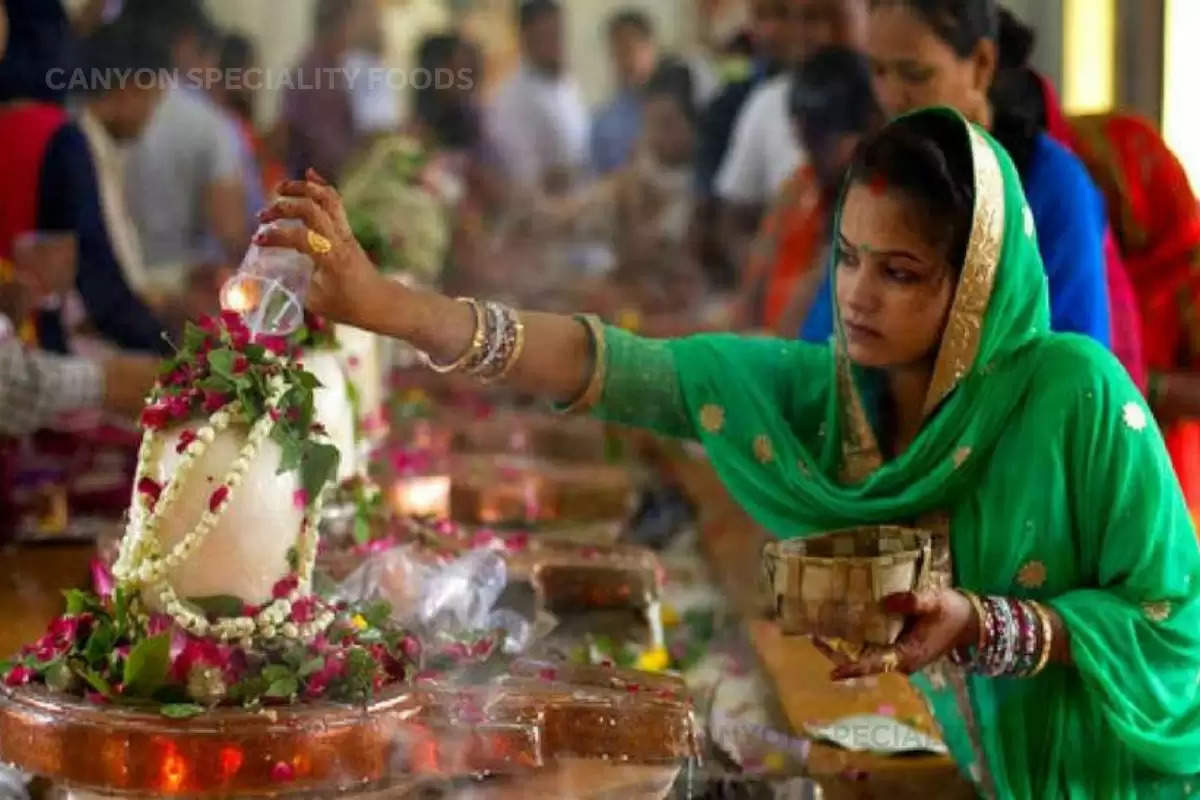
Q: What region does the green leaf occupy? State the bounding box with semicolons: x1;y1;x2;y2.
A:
44;661;76;692
298;656;325;678
243;343;266;362
160;703;206;719
296;370;321;390
300;443;340;501
183;322;209;352
187;595;245;619
75;664;113;697
63;589;96;615
82;620;118;666
362;600;392;630
265;676;299;699
123;633;171;698
353;514;371;545
286;547;299;572
207;348;237;379
277;436;304;475
197;375;236;394
229;675;268;706
261;664;294;684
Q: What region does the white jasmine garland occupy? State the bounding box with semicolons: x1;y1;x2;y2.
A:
118;365;337;643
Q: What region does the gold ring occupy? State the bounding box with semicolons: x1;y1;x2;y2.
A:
307;230;333;255
879;650;901;673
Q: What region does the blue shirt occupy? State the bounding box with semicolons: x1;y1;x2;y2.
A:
800;133;1112;347
591;89;642;175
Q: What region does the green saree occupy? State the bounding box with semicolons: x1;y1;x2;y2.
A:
580;108;1200;798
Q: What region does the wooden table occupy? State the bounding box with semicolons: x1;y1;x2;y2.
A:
0;544;94;659
664;450;974;800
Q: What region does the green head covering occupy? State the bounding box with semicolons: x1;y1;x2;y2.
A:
671;106;1053;536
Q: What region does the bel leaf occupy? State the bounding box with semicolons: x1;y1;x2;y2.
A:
160;703;206;719
197;375;236;394
296;370;321;390
182;322;209;352
300;442;340;501
123;633;171;698
261;664;293;684
82;620;118;666
207;348;237;379
278;436;304;475
63;589;95;616
75;664;113;697
298;656;326;678
353;514;371;545
265;676;299;699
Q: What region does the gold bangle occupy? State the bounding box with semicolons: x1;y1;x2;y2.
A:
1029;601;1054;676
491;312;526;382
423;297;486;374
559;314;607;415
959;590;989;653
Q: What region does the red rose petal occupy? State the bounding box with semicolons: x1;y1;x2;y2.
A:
270;761;295;783
209;486;230;513
175;429;198;454
203;390;230;413
140;405;169;430
292;489;309;509
233;356;250;374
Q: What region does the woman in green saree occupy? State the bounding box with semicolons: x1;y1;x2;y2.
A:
256;107;1200;798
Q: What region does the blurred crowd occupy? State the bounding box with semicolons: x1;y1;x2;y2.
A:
4;0;1200;511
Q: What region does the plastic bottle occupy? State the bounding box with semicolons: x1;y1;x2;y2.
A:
219;220;314;337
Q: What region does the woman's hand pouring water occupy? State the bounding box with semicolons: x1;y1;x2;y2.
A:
254;169;381;329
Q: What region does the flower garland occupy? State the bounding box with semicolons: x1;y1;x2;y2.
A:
113;313;342;643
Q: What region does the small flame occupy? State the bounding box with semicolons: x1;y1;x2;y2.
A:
390;475;451;518
159;744;187;792
218;746;243;780
222;281;255;313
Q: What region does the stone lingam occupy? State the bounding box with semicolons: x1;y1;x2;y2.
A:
0;314;697;799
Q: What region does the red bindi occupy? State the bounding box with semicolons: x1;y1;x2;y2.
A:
868;172;888;196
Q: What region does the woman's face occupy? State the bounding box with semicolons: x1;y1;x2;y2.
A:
835;182;956;368
866;4;995;123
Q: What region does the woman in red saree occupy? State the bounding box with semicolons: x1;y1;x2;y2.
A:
1060;110;1200;524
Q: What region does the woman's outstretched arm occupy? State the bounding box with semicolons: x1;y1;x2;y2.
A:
254;171;598;408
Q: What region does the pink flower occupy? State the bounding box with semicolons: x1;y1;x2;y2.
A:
304;653;344;699
199;316;220;336
272;575;299;600
470;639;492;658
268;408;281;422
538;668;557;682
165;393;191;419
503;533;530;553
258;335;289;355
170;637;239;684
444;642;469;662
290;597;317;624
90;558;114;602
137;477;162;505
85;691;110;705
232;356;250;375
175;429;198;455
209;486;230;513
270;761;295;783
400;635;421;661
203;390;230;413
140;404;170;430
4;666;34;687
292;489;309;509
145;613;173;638
241;603;260;618
304;312;327;333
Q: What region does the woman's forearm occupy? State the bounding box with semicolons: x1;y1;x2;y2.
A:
356;277;594;406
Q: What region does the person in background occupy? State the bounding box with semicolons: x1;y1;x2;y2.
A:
0;13;158;434
121;0;247;293
282;0;375;183
611;67;704;310
210;32;269;238
986;10;1143;391
344;0;401;139
734;47;881;336
0;231;158;436
715;0;869;283
0;12;167;355
801;0;1111;350
487;0;590;197
591;9;666;175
